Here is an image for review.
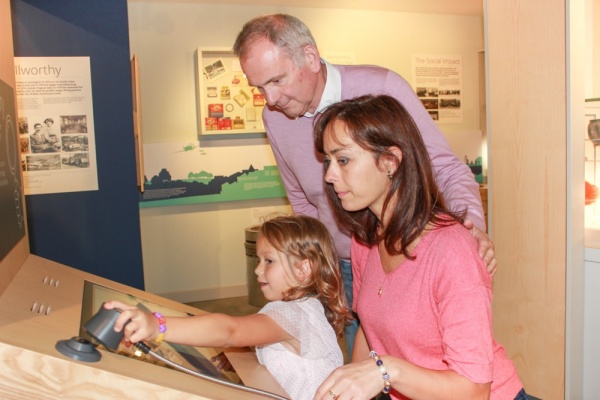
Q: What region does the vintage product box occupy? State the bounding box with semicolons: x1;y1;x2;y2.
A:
233;89;250;107
232;116;245;130
221;86;230;100
205;117;218;131
208;104;224;118
253;93;265;106
218;117;232;130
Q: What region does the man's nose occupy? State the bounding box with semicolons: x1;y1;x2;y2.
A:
262;87;280;106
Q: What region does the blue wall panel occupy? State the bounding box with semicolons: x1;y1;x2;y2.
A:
11;0;145;289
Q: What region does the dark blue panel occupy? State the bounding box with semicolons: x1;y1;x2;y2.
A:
12;0;144;289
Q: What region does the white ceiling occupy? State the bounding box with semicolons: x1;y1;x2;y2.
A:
130;0;483;16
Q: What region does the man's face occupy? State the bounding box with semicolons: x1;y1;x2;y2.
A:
240;38;321;118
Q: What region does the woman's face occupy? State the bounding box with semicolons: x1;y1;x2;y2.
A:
322;120;393;220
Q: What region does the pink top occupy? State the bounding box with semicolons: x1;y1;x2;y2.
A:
263;62;484;259
352;223;522;399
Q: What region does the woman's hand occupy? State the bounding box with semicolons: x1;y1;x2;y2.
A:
313;358;383;400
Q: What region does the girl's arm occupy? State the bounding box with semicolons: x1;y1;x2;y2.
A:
104;301;295;350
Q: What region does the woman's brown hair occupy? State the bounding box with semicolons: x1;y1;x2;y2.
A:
314;94;465;259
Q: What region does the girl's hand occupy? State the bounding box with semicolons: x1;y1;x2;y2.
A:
103;301;159;344
313;358;383;400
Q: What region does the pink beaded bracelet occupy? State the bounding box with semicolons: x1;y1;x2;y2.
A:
153;312;167;343
370;350;392;394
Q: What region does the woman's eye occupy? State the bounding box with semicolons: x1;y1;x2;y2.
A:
338;158;349;166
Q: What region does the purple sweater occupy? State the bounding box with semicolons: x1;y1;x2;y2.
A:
263;64;484;259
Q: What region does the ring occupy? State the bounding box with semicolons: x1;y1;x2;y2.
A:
328;389;339;399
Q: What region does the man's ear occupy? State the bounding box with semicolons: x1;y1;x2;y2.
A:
303;45;321;73
295;259;312;281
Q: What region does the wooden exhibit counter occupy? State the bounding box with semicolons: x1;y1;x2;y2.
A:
0;254;287;399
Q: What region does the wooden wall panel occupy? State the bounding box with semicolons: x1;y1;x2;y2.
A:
486;1;567;398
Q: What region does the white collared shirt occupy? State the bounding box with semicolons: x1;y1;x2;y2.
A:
303;59;341;118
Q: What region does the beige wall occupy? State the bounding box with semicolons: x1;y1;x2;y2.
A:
128;2;484;300
586;0;600;98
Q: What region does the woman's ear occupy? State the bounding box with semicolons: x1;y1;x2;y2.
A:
384;146;402;174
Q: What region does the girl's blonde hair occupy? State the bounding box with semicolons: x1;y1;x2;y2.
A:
259;214;352;336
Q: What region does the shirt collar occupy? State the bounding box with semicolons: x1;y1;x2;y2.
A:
303;59;341;118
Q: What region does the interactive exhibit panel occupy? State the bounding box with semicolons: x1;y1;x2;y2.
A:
0;75;287;399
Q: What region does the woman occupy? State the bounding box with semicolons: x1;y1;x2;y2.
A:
312;95;528;400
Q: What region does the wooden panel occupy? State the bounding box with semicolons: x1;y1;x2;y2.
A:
480;185;488;230
486;0;567;399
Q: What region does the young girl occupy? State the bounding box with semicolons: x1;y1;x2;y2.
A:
312;95;529;400
105;214;352;400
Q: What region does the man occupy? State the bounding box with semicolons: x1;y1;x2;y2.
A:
30;122;58;153
233;14;495;357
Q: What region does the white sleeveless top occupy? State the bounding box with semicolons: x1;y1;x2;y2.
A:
256;297;342;400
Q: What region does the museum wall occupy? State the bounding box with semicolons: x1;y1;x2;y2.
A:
127;1;484;300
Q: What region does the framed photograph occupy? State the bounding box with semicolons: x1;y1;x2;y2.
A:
196;48;265;136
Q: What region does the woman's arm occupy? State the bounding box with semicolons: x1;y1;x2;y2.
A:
349;325;370;363
315;352;490;400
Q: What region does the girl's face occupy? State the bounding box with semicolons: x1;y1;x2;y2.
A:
254;236;300;301
323;120;393;220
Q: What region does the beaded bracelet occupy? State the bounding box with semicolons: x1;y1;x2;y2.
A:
153;312;167;343
370;350;392;394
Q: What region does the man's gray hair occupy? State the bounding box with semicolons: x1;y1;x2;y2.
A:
233;14;317;66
